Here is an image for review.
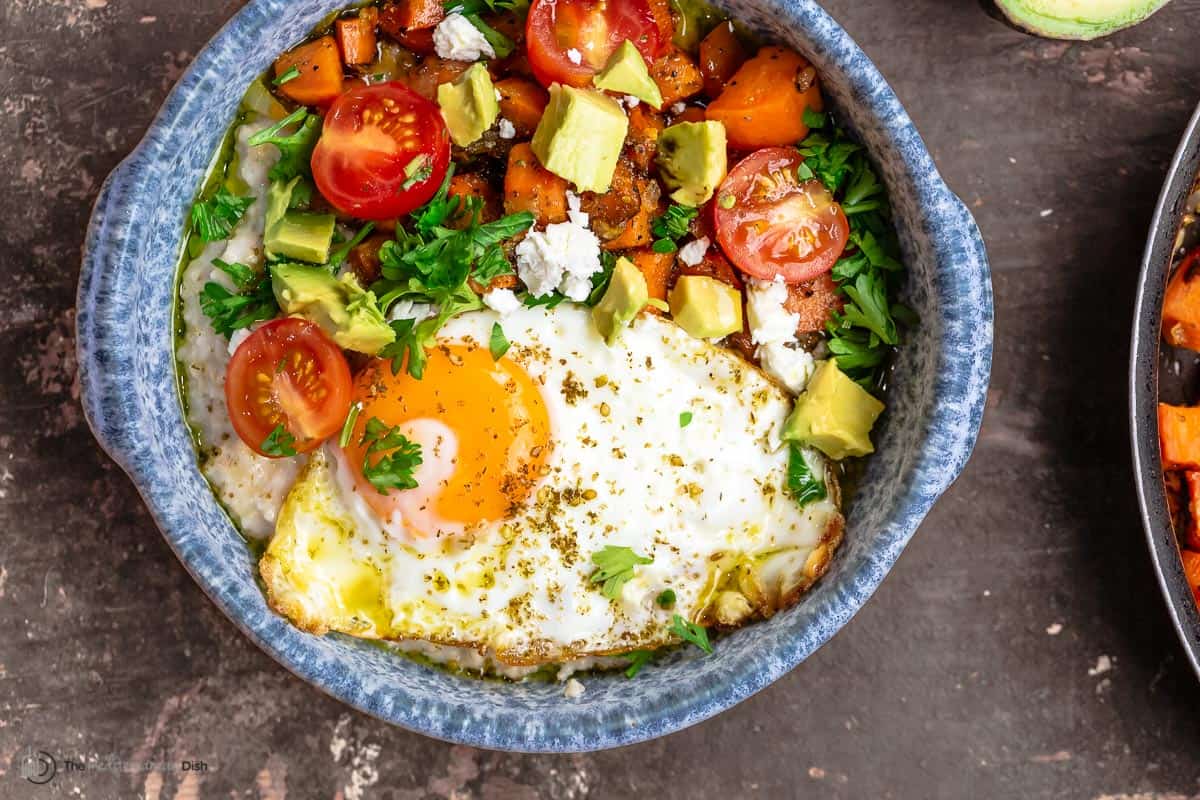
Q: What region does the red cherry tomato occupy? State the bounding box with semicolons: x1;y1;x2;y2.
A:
311;82;450;220
714;147;850;283
525;0;663;88
225;318;353;457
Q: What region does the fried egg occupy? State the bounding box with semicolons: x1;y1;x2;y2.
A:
260;304;843;665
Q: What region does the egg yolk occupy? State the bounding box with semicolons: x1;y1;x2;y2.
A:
342;343;552;535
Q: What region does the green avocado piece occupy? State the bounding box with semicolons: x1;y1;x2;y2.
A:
994;0;1171;39
593;257;649;345
781;360;885;460
593;40;663;109
437;62;500;147
668;275;742;339
271;263;396;354
264;177;336;264
656;121;727;207
531;84;629;193
670;0;725;52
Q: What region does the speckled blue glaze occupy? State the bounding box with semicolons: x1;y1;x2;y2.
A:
77;0;991;752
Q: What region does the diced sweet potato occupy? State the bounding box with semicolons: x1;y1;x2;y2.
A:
785;274;844;334
677;248;742;290
345;232;392;286
600;176;662;251
504;143;568;227
629;248;675;310
698;21;747;98
495;78;549;137
625;104;665;174
649;48;704;107
1161;404;1200;470
337;8;379;66
380;0;444;33
706;46;823;150
399;56;470;100
1163;250;1200;351
448;172;502;227
274;36;344;106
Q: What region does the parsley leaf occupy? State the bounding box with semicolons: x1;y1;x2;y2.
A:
190;188;254;242
656;589;676;609
338;402;362;448
489;322;510;360
464;14;515;58
785;444;827;507
589;546;653;600
260;424;297;457
248;107;322;182
624;650;655;679
359;418;423;494
838;271;898;345
401;154;434;191
669;614;713;654
328;222;376;270
522;291;568;309
199;259;278;337
650;203;698;253
380;316;436;379
679;411;693;428
443;0;529;14
803;107;827;130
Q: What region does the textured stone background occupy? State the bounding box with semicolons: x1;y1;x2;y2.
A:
5;0;1200;798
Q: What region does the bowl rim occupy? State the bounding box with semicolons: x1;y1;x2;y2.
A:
1130;100;1200;681
77;0;993;751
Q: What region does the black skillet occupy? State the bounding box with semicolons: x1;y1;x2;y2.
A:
1131;102;1200;678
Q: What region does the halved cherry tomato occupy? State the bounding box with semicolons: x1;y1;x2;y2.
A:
311;82;450;220
525;0;663;88
714;147;849;283
225;318;353;457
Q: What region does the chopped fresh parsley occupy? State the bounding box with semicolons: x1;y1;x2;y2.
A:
373;175;534;378
650;203;698;254
679;411;693;428
401;154;434;191
248;107;322;182
359;417;423;494
624;650;655;679
656;589;676;609
272;65;301;86
338;402;362;448
669;614;713;654
190;188;254;242
589;546;653;600
328;222;376;270
797;113;910;388
785;444;827;508
584;251;617;307
522;291;568;309
199;259;279;337
260;424;297;457
463;13;515;58
489;322;510;360
443;0;529;15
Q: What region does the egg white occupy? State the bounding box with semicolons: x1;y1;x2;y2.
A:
260;304;843;665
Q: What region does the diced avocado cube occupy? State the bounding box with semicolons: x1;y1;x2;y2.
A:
656;121;727;207
531;84;629;193
668;275;742;339
593;257;649;345
264;176;335;264
265;212;336;264
271;263;396;354
592;40;663;109
437;62;500;147
782;360;885;459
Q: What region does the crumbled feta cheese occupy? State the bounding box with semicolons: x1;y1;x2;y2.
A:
387;299;436;323
566;48;583;65
756;341;815;394
563;678;586;699
746;277;800;345
670;101;687;114
433;13;495;61
565;190;589;227
496;117;516;139
623;95;641;108
515;218;602;301
227;326;253;356
677;236;710;267
483;288;521;315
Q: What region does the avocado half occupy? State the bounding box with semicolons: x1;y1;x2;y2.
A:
993;0;1171;39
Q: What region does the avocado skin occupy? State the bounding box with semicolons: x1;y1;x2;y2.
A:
992;0;1171;40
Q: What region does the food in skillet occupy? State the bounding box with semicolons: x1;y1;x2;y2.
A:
1158;178;1200;601
177;0;909;679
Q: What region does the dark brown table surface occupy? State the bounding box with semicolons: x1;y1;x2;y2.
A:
5;0;1200;797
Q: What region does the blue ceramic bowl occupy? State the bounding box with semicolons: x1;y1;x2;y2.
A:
77;0;992;752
